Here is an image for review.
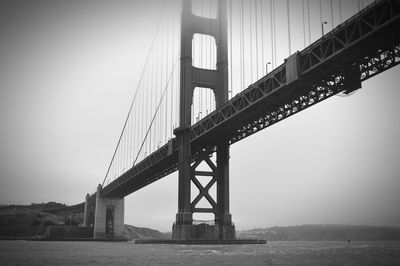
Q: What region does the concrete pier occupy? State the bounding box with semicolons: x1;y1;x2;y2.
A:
93;185;125;239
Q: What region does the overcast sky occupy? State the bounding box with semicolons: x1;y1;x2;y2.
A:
0;0;399;232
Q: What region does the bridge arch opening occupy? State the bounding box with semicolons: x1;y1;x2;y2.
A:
191;0;218;19
193;213;215;222
192;87;216;125
192;34;217;70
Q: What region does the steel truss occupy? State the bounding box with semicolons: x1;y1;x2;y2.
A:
190;147;218;215
65;0;400;205
191;0;400;148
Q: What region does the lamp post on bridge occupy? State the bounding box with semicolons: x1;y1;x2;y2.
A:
266;62;271;74
321;21;328;36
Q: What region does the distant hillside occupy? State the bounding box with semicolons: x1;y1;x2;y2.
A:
0;208;66;238
123;225;170;240
237;224;400;241
3;203;399;241
0;203;168;240
0;202;67;211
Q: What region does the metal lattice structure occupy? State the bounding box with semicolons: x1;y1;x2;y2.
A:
61;0;400;213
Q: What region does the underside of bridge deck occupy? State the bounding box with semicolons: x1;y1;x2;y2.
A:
57;0;400;241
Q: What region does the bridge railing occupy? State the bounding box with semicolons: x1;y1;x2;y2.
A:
190;0;400;149
101;139;179;197
91;0;400;199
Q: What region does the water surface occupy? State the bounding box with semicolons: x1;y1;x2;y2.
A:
1;240;399;265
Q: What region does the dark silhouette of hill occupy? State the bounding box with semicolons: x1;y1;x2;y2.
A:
0;203;168;240
0;208;66;238
2;203;400;241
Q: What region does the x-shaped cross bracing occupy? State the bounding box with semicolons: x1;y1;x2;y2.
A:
190;147;217;214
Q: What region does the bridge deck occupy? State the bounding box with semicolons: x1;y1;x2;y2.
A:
64;0;400;206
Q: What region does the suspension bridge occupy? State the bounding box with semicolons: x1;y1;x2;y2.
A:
53;0;400;240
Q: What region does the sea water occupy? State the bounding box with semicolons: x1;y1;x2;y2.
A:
0;240;399;265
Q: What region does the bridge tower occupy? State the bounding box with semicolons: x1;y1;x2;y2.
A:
172;0;235;240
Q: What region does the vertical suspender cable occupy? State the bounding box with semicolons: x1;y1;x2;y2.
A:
123;114;127;171
121;138;123;172
270;0;274;69
210;0;212;70
153;50;157;152
122;135;125;173
101;5;165;186
208;0;212;115
201;0;203;69
205;1;208;114
241;0;245;89
123;130;126;171
136;77;142;163
142;75;145;159
157;30;165;148
146;61;150;155
165;9;169;143
302;0;306;47
156;36;159;145
330;0;334;28
319;0;323;37
200;0;203;119
149;49;153;153
128;80;134;166
199;85;201;121
120;138;123;175
125;127;128;170
170;5;174;138
130;85;134;166
287;0;291;55
158;33;161;146
122;120;125;172
131;94;135;165
198;0;202;121
133;61;178;166
141;74;145;159
260;0;265;76
339;0;342;23
211;0;214;112
249;1;253;83
255;0;259;79
229;0;233;98
177;0;180;126
126;117;129;170
209;0;213;110
319;0;322;24
307;0;311;44
273;0;277;68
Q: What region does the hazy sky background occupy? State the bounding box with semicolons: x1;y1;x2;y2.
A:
0;0;399;232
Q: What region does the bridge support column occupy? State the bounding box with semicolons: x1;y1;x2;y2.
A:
83;193;90;227
93;184;125;239
215;143;235;239
172;0;235;240
172;126;195;240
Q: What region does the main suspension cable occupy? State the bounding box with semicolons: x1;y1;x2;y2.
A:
101;2;166;187
132;60;179;166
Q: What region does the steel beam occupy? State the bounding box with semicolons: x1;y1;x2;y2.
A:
66;0;400;208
